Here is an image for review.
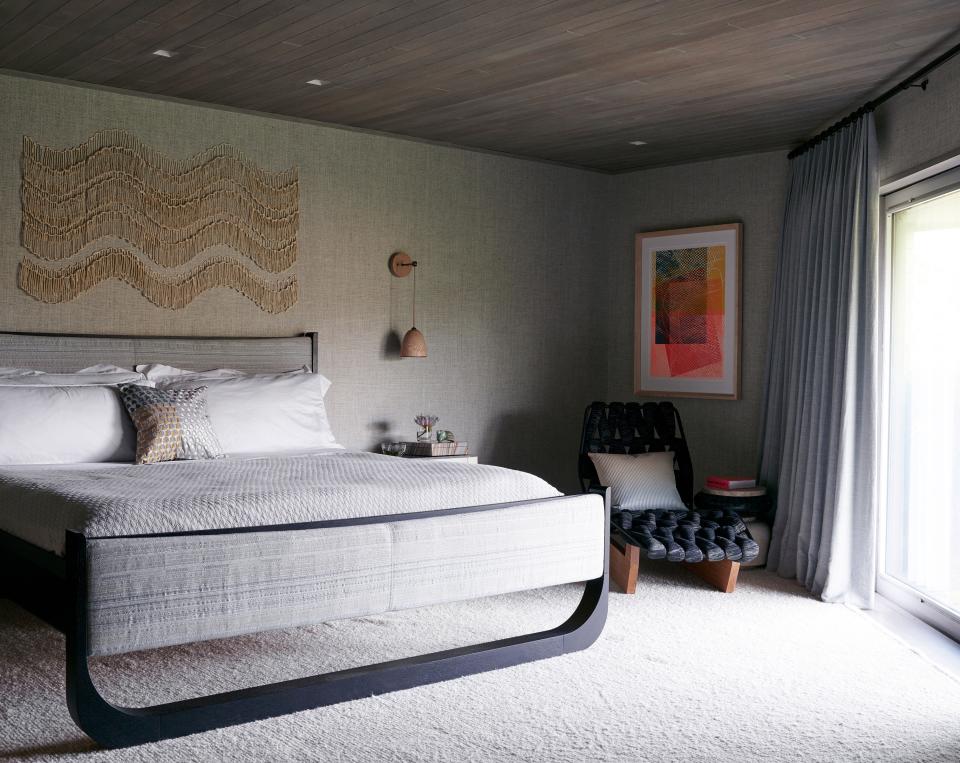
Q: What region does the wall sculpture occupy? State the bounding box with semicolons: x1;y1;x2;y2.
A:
18;129;299;313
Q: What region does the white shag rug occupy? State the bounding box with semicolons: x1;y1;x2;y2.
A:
1;567;959;762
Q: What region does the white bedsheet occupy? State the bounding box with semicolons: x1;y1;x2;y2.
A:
0;450;562;555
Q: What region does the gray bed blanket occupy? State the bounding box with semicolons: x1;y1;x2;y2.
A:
0;449;561;554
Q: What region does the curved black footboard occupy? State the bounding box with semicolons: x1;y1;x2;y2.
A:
65;491;610;748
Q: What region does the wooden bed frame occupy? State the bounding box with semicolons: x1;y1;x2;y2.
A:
0;331;610;748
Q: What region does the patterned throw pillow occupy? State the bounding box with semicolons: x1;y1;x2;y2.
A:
119;384;223;464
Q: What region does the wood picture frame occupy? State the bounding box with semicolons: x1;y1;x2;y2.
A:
634;223;741;400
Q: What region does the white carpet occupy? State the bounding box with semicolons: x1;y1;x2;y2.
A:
2;567;959;762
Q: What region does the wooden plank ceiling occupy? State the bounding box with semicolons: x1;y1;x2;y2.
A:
1;0;958;172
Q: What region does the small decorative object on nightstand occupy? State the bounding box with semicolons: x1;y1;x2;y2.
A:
380;442;407;457
414;413;439;442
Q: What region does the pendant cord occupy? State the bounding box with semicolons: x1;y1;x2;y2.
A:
412;264;417;327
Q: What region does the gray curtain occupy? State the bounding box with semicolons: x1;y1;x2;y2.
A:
758;112;880;607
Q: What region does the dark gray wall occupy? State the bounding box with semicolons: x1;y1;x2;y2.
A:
593;49;960;489
604;152;790;486
0;71;799;493
875;48;960;185
0;72;610;492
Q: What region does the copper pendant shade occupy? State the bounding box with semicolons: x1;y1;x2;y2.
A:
389;252;427;358
400;326;427;357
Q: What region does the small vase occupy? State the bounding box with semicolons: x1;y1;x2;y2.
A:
417;425;433;442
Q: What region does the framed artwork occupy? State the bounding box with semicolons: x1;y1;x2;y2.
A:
634;223;741;400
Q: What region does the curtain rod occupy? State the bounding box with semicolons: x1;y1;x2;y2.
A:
788;39;960;160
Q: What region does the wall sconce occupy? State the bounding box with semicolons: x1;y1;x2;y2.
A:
389;251;427;358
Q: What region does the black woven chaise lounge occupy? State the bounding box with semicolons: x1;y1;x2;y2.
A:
578;401;756;593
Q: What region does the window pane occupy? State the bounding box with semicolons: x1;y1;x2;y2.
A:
886;188;960;615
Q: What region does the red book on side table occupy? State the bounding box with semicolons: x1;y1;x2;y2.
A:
705;475;757;490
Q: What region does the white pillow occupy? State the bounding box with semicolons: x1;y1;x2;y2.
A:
0;364;147;386
156;371;339;454
0;386;136;464
135;363;246;381
136;363;311;383
587;451;686;511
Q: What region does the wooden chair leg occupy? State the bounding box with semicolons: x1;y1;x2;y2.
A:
610;535;740;594
687;559;740;593
609;539;639;594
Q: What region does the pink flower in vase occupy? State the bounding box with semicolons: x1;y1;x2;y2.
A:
414;414;439;442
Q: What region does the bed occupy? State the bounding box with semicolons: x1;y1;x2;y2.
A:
0;331;609;748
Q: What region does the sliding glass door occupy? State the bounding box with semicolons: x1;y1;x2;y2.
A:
881;173;960;640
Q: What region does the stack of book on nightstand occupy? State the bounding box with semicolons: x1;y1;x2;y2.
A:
706;475;757;490
401;441;470;457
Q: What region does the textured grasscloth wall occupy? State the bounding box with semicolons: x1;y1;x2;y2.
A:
0;72;610;492
875;48;960;184
604;152;790;487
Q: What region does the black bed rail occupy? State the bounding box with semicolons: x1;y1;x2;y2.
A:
62;490;610;747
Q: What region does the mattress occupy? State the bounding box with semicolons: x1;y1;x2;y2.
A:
0;451;605;655
85;495;603;655
0;449;562;554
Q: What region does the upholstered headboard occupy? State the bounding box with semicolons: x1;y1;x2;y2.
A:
578;401;694;507
0;332;318;374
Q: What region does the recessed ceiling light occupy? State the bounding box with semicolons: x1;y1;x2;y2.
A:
152;49;176;58
306;79;328;86
628;140;648;146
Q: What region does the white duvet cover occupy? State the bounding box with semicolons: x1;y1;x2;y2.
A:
0;449;562;554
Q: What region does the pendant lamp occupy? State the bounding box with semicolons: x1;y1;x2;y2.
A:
389;252;427;358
